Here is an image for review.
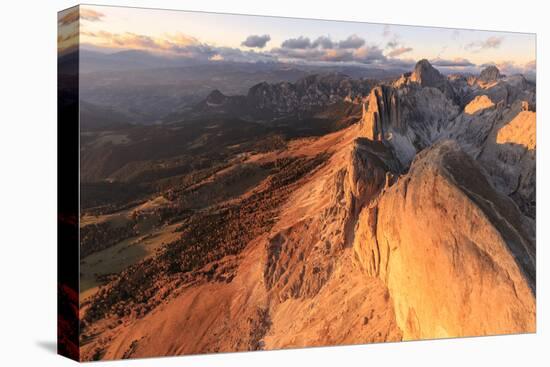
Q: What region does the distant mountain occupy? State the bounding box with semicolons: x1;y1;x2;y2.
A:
79;49;199;73
77;49;407;125
81;59;536;360
177;73;378;122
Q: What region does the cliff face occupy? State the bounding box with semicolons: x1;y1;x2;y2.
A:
360;83;459;166
353;62;537;339
81;61;536;360
353;141;535;340
264;136;396;303
247;73;375;116
191;73;377;120
361;61;536;219
409;59;458;102
262;64;537;341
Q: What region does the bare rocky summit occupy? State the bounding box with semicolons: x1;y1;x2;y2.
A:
479;65;502;83
81;60;536;360
354;140;535;339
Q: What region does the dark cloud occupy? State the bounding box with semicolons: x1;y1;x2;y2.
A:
281;36;312;49
430;57;474;67
312;36;334;49
466;36;503;52
273;43;386;65
337;35;365;49
271;40;416;69
387;47;413;58
241;34;271;48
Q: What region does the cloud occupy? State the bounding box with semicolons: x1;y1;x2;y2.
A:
58;8;105;52
270;47;325;60
58;8;105;26
82;29;278;62
209;54;224;61
354;45;386;63
81;8;105;22
312;36;334;49
214;47;276;63
82;30;254;62
430;57;475;67
466;36;503;52
81;29;492;73
271;43;389;66
279;34;365;50
385;58;417;69
386;40;398;49
241;34;271;48
483;36;503;48
164;32;200;47
272;37;415;69
82;30;203;53
387;47;413;57
83;31;161;50
337;35;365;49
281;36;312;49
481;60;536;78
321;49;354;62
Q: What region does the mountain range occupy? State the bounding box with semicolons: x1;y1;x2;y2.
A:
78;59;536;360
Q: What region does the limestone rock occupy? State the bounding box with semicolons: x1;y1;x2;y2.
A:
355;140;535;340
361;84;459;166
410;59;457;101
264;137;394;302
464;95;495;115
479;65;502;83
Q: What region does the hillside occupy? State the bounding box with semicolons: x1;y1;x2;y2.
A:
79;60;536;360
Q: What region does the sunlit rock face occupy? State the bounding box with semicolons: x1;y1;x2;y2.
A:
360;83;459;167
80;59;536;360
352;61;536;340
479;65;502;83
464;95;495;115
361;62;536;219
354;141;535;340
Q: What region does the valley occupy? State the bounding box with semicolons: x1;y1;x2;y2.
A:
78;60;536;361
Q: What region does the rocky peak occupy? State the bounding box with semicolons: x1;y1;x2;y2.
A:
205;89;227;105
410;59;445;87
479;65;502;83
246;73;375;116
407;59;458;103
357;139;536;340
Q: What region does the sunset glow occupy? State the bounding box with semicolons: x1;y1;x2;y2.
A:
58;5;535;76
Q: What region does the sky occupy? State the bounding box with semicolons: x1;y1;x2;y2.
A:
59;5;536;75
